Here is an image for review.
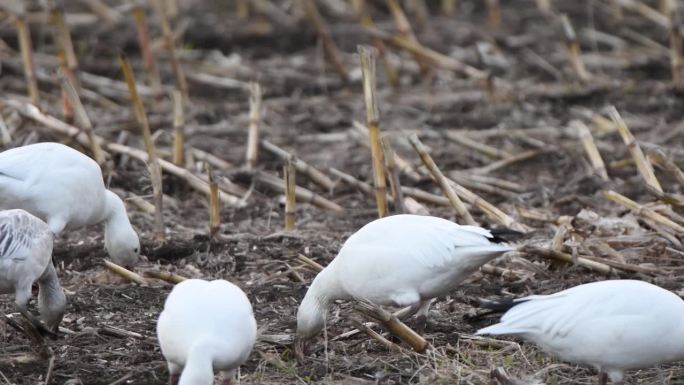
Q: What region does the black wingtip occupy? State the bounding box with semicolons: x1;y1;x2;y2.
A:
464;297;528;322
488;228;525;243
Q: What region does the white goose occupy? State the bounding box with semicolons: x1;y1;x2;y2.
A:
295;214;515;356
0;142;140;266
477;280;684;385
157;279;257;385
0;209;66;336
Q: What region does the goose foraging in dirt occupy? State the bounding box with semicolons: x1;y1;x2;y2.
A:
476;280;684;385
157;279;257;385
0;209;66;337
0;142;140;266
295;214;517;358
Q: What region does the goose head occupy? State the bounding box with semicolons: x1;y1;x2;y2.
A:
104;191;141;267
294;273;333;360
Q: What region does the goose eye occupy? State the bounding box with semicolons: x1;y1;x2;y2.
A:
134;247;139;253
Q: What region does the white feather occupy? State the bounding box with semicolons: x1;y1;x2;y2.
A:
157;279;257;385
0;142;140;266
477;280;684;383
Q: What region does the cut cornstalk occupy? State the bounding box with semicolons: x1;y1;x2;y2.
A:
536;0;553;15
671;22;684;89
521;246;614;274
648;149;684;188
359;46;389;218
352;121;421;181
77;0;121;23
133;6;163;98
354;300;429;352
381;136;406;214
207;163;220;238
608;106;662;192
151;0;188;98
408;133;475;225
560;14;590;81
366;27;488;80
660;0;674;18
603;190;684;233
104;260;148;285
58;51;75;123
441;0;456;16
284;156;296;231
571;120;608;181
236;0;249;19
255;172;343;213
485;0;501;31
261;139;334;190
551;215;573;252
616;0;670;29
445;131;511;159
52;6;79;83
143;270;187;284
302;0;349;84
62;78;106;166
172;90;185;166
246;82;262;170
353;0;399;87
15;15;39;105
120;54;165;241
385;0;429;72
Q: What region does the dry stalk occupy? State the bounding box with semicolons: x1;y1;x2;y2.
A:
608;106;662;192
206;163;220;238
58;52;74;123
359;45;389;218
521;246;614;274
330;167;373;195
441;0;456;16
560;14;590;81
670;22;684;89
15;14;39;105
151;0;188;98
172;90;185;166
401;186;451;206
648;149;684;188
485;0;502;31
349;317;400;352
236;0;249;19
119;54;165;241
353;300;429;352
262;139;334;190
660;0;675;18
385;0;429;72
103;260;148;285
572;120;609;181
133;6;163;98
616;0;671;29
255;171;343;212
551;215;573;252
0;114;12;145
381;136;406;214
445;131;511;159
352;121;421;181
646;185;684;212
77;0;121;23
52;6;79;92
408;133;475;225
447;179;529;232
246;82;262;170
353;0;399;87
284;156;297;231
61;79;106;166
296;253;325;273
302;0;349;84
536;0;553;15
367;26;488;80
603;190;684;233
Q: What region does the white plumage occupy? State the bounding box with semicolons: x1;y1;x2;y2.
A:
296;214;514;353
477;280;684;385
0;209;66;335
157;279;257;385
0;142;140;266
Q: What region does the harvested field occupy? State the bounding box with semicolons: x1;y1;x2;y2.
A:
1;0;684;384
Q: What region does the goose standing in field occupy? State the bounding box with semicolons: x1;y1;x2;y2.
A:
0;209;66;337
476;280;684;385
0;142;140;266
295;214;517;357
157;279;257;385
